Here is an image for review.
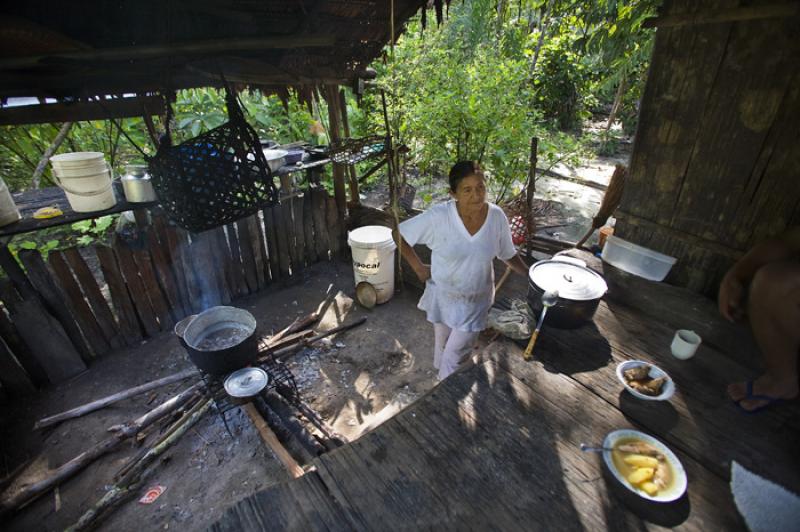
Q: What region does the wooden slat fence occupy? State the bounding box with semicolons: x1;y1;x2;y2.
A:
0;187;343;397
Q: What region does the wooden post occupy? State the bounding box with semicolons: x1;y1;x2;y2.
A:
526;137;538;261
292;194;307;271
380;89;403;285
339;88;360;205
324;85;347;232
302;190;317;264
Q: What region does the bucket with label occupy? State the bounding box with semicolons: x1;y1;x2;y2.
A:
347;225;396;304
50;152;117;212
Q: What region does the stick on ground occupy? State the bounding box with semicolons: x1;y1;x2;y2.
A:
66;398;213;532
243;403;305;479
34;369;199;430
0;383;201;518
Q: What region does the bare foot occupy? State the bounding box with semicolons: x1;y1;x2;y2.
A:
727;375;799;412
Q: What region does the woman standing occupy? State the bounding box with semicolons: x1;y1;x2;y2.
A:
399;161;528;380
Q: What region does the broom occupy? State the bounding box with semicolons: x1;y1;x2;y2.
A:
575;164;627;249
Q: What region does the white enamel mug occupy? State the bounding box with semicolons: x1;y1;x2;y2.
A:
671;329;701;360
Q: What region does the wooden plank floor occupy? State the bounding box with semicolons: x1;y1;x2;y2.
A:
212;256;799;531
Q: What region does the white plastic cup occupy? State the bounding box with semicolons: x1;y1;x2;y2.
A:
671;330;701;360
347;225;396;304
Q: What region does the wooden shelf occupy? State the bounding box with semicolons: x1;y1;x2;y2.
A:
0;158;332;238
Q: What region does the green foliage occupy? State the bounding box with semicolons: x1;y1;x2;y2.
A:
71;214;117;246
8;236;60;261
532;34;594;130
348;0;653;202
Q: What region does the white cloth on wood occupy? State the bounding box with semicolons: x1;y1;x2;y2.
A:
731;461;800;532
433;322;479;380
399;200;516;332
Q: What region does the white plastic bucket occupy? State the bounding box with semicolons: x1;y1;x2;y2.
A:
50;152;105;170
0;178;20;227
347;225;396;304
51;154;116;212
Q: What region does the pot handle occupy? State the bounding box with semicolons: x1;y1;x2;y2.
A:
552;251;587;268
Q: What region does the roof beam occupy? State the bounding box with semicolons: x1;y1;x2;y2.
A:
0;35;337;70
0;96;165;126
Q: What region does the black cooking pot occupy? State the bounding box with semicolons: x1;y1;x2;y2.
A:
180;306;259;375
527;255;608;329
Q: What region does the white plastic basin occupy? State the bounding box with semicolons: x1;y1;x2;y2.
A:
601;235;676;282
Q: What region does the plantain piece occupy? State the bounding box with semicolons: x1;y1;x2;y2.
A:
623;454;659;469
623;365;650;381
640;481;659;496
627;467;655;485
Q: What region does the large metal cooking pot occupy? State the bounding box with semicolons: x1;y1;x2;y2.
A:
527;254;608;329
181;306;258;375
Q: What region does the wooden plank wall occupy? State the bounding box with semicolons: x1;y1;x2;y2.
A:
616;0;800;295
0;187;342;397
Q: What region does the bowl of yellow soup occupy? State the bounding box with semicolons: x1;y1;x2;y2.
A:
602;429;687;502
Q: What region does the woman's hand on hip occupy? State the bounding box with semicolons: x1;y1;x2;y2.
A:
415;264;432;282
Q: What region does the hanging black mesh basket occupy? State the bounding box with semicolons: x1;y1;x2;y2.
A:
147;90;278;233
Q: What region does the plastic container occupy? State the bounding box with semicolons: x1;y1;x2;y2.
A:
601;235;676;282
0;177;21;227
347;225;397;304
50;152;117;212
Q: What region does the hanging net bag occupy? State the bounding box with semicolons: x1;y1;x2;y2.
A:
147;88;278;233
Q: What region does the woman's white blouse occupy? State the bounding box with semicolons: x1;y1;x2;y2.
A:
399;200;517;332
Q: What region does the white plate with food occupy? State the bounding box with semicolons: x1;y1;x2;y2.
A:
616;360;675;401
602;429;687;502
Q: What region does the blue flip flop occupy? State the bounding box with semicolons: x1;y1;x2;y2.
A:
734;380;783;414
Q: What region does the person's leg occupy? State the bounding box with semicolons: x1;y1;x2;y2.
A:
728;261;800;410
432;322;451;371
438;329;480;380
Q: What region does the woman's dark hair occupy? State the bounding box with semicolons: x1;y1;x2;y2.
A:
448;160;484;192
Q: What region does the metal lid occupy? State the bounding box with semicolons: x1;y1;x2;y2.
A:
122;164;151;181
528;260;607;301
224;367;269;398
356;281;377;309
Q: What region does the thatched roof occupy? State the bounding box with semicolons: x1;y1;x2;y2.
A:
0;1;447;110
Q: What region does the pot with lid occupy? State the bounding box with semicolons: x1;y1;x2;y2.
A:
180;306;259;375
527;253;608;329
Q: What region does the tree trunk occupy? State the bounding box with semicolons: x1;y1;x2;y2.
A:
606;74;628;131
528;6;549;78
32;122;72;189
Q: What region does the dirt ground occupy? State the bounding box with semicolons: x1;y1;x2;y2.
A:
0;260;446;531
